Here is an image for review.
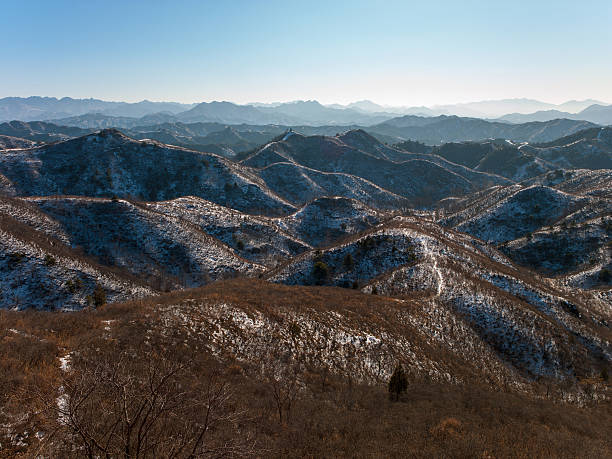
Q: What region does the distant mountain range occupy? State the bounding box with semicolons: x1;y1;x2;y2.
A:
327;98;608;118
0;114;599;163
2;96;610;127
498;104;612;125
0;115;599;165
334;99;612;125
0;97;398;126
371;116;597;144
0;96;195;122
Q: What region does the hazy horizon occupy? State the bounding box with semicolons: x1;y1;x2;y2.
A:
2;0;611;106
2;95;610;109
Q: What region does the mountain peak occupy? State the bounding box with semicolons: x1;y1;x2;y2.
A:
337;128;380;146
96;128;129;138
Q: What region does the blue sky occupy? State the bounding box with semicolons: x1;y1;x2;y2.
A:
2;0;611;105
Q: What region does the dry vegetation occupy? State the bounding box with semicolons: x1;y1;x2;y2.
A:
1;280;610;458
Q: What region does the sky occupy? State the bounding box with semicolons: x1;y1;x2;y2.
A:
1;0;611;106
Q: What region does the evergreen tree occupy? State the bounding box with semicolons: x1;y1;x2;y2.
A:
388;364;408;401
92;283;107;307
312;261;329;284
343;253;354;270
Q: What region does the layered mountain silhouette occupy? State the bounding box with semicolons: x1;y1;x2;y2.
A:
0;96;194;122
499;104;612;125
3;96;610;128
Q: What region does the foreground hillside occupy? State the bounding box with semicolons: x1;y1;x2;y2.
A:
1;280;610;457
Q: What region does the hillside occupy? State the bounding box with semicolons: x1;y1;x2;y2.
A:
144;196;310;265
0;123;610;458
127;125;279;158
242;131;508;206
22;197;264;289
444;185;588;243
439;172;612;290
266;219;611;380
275;196;386;247
521;126;612;170
0;129;295;215
0;190;394;296
0;120;92;143
0;199;153;309
0;135;36;150
2;280;610;457
256;161;412;209
432;140;555;181
370;115;598;144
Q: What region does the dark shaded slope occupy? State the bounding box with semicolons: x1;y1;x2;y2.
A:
0;129;294;215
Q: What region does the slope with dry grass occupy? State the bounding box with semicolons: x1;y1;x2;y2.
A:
0;281;610;457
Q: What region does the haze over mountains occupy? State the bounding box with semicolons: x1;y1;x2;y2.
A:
498;104;612;125
2;96;611;127
333;98;608;119
0;96;195;122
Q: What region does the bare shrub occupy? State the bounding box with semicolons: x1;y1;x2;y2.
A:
33;345;254;458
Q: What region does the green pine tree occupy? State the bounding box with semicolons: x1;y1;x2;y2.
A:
343;253;354;270
388;364;408;401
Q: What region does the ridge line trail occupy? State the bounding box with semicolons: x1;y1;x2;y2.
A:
432;255;444;297
424;242;444;298
56;350;71;426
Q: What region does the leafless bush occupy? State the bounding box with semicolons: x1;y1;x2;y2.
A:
264;358;301;425
33;346;255;458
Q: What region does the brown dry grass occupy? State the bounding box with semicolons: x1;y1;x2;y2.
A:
0;280;610;458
